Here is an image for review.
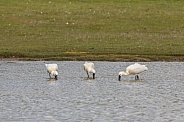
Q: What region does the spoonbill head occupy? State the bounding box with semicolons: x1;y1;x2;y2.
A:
45;63;58;79
84;62;96;79
51;70;58;79
118;63;148;81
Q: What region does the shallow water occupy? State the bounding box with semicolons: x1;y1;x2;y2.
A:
0;61;184;121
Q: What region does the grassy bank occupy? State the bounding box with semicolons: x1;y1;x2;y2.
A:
0;0;184;61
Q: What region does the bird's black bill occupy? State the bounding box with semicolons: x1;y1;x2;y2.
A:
118;75;121;81
93;73;95;79
55;75;58;80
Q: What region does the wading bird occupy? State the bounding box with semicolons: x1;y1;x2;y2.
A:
45;63;58;80
118;63;148;81
84;62;96;79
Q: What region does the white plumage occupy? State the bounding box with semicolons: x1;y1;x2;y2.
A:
45;63;58;79
84;62;96;79
118;63;148;81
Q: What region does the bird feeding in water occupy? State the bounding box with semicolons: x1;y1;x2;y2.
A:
118;63;148;81
45;63;58;80
84;62;96;79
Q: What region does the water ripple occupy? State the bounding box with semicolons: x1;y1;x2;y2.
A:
0;61;184;121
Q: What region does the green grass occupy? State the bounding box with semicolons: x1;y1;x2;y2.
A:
0;0;184;61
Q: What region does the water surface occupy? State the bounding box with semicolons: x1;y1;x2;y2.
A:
0;61;184;121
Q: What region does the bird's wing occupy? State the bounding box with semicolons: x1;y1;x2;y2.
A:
84;62;94;68
126;63;146;74
84;62;95;73
136;63;148;71
126;64;135;72
46;64;58;72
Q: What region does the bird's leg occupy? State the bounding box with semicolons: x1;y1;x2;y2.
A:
135;75;139;80
87;72;89;78
49;73;51;78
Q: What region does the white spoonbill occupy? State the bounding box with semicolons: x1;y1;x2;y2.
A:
84;62;96;79
45;63;58;79
118;63;148;81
